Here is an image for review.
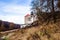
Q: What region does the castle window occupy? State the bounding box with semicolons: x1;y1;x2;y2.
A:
28;18;31;21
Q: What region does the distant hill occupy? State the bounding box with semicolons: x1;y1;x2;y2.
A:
0;20;21;31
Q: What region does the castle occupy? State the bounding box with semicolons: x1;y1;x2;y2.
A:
24;13;37;25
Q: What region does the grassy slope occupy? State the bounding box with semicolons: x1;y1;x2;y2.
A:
0;21;60;40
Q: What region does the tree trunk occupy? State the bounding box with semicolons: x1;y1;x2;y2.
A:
57;0;60;8
52;0;56;23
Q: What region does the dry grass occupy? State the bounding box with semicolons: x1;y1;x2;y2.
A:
0;21;60;40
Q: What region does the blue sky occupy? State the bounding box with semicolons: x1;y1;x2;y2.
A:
0;0;32;24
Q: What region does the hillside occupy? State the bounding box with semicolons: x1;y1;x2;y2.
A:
0;21;60;40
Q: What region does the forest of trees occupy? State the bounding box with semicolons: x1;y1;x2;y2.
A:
31;0;60;24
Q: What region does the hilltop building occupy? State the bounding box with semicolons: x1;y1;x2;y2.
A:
24;13;37;25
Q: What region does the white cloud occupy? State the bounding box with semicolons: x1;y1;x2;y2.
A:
0;0;32;24
0;15;24;24
1;5;31;24
0;5;31;24
2;5;31;15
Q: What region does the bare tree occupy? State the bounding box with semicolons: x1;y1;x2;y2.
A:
57;0;60;8
31;0;60;24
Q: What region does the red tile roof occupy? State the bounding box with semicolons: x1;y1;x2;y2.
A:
25;14;30;17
